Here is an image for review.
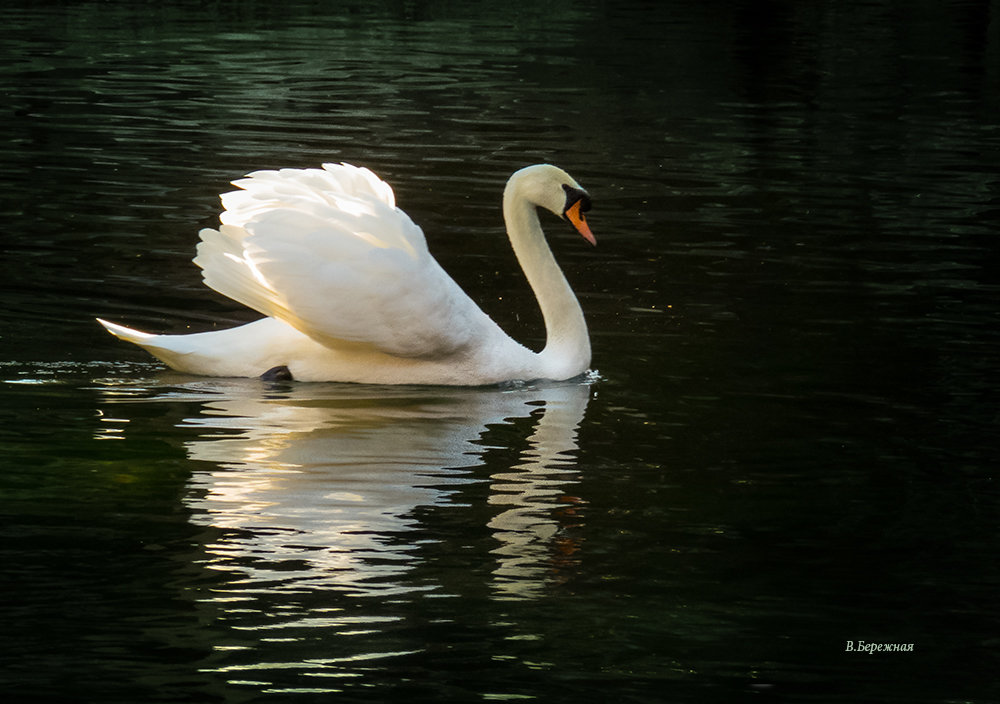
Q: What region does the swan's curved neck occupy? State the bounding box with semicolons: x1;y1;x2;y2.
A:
502;184;590;378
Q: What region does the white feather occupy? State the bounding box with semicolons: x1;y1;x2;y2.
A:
99;163;593;385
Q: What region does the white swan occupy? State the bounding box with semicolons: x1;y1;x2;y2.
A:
97;163;596;385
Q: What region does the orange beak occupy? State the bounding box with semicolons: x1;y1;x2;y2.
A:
566;200;596;246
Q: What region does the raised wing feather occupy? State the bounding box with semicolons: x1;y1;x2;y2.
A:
194;163;488;359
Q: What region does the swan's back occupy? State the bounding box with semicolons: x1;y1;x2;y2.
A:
194;163;507;362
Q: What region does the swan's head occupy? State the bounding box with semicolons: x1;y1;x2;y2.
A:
508;164;596;245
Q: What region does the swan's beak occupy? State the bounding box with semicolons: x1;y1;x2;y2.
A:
565;200;596;246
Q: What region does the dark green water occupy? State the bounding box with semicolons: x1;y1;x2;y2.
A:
2;1;999;702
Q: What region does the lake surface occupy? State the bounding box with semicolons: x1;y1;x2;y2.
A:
2;1;999;702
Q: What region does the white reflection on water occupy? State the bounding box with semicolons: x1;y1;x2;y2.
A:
98;375;592;603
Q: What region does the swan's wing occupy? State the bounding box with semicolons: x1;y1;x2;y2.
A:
194;163;488;359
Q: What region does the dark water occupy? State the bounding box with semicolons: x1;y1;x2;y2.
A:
2;1;999;702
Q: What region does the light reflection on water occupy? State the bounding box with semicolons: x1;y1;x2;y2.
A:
96;375;592;664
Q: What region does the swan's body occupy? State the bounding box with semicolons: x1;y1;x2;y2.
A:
98;163;595;385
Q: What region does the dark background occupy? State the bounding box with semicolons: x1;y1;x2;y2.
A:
2;1;998;702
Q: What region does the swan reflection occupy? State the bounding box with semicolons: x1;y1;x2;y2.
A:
98;376;592;601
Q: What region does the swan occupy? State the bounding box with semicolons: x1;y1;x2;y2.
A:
97;163;596;385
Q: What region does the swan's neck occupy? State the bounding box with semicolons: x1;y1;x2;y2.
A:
503;189;590;377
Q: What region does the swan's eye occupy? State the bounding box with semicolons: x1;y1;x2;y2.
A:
562;184;591;215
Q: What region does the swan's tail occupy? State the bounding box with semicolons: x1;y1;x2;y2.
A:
97;318;152;344
96;318;191;370
96;317;311;378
